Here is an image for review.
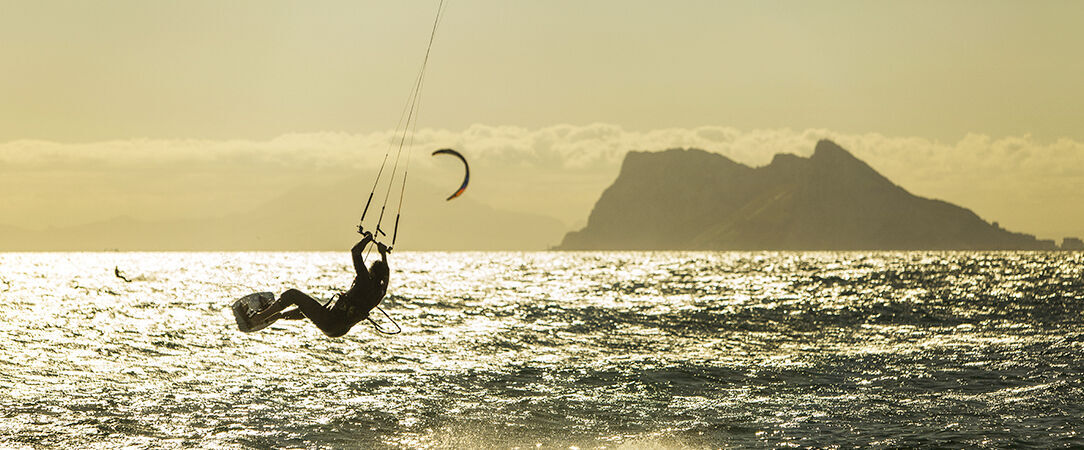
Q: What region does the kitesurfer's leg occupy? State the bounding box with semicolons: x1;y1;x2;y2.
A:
254;289;321;322
276;289;350;337
279;307;305;320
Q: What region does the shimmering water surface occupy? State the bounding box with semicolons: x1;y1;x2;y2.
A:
1;252;1082;448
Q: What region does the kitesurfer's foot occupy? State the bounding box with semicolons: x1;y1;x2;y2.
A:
247;303;280;324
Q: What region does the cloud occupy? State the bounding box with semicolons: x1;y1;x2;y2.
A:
2;125;1083;239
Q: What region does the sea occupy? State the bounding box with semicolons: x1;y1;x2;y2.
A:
0;251;1081;448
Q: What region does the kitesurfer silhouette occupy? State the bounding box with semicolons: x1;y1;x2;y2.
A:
254;230;390;337
114;266;132;283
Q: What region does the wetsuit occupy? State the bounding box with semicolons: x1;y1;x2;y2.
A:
267;233;389;337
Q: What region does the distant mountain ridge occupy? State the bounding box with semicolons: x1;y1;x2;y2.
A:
0;176;566;251
558;140;1055;250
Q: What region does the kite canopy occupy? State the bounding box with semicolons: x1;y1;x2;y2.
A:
431;148;469;201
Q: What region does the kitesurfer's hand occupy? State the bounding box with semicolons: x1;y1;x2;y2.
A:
378;242;391;254
357;224;365;234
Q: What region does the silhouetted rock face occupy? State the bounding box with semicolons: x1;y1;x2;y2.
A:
559;139;1054;250
1063;238;1084;250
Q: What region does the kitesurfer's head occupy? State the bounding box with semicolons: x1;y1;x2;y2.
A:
370;260;389;281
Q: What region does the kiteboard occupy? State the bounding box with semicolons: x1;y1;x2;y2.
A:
232;292;278;333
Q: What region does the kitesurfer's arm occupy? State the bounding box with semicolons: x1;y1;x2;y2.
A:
352;232;373;277
377;241;389;261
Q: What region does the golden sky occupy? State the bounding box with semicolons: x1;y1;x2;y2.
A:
2;1;1082;141
2;1;1083;246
